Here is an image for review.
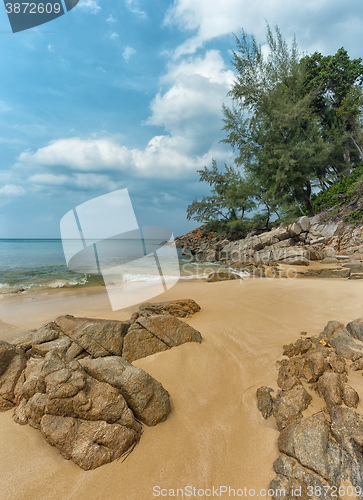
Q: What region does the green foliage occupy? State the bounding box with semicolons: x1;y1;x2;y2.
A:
343;208;363;224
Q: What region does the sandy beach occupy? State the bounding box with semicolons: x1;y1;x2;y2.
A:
1;276;363;500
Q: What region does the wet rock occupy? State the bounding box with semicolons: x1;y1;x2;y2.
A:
40;415;140;470
138;299;201;318
256;386;274;419
206;270;241;282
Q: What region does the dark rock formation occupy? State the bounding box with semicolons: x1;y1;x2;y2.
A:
137;299;201;318
206;269;241;282
257;316;363;499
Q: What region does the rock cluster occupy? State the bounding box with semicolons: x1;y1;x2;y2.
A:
176;215;363;274
257;318;363;499
0;299;202;469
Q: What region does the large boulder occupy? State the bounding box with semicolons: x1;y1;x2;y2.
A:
54;315;130;358
0;341;26;410
123;315;202;362
14;322;62;351
273;384;312;430
40;415;139;470
80;356;171;426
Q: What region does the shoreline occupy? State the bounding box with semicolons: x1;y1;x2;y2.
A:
1;277;363;499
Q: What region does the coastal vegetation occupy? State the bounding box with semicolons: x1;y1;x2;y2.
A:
187;25;363;239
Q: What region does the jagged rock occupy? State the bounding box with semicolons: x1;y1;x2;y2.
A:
283;338;312;358
273;385;312;430
348;274;363;280
206;270;241;282
137;299;201;318
14;322;61;351
256;386;274;419
80;356;171;426
123;315;202;362
277;359;301;391
29;336;71;357
329;327;363;360
55;315;130;358
40;415;140;470
0;345;26;410
302;347;330;383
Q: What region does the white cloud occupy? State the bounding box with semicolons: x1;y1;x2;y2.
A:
110;32;120;40
122;46;136;62
125;0;146;18
165;0;363;58
17;138;132;172
77;0;101;14
147;50;234;154
0;184;25;196
106;14;116;23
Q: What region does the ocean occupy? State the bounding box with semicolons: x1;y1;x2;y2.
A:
0;238;219;296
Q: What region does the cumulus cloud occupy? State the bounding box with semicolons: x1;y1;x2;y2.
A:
165;0;363;58
77;0;101;14
147;50;234;154
122;46;136;61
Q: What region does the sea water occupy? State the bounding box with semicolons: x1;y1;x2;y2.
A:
0;238;219;295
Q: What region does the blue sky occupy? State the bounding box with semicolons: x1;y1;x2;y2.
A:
0;0;363;238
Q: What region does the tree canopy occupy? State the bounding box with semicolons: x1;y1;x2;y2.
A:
187;25;363;236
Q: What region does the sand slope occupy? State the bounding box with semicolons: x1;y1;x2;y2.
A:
1;278;363;500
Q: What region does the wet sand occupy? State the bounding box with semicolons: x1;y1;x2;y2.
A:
1;276;363;500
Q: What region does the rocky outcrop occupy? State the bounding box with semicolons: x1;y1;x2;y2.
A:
257;317;363;499
176;215;363;275
123;315;202;362
206;269;241;282
2;299;202;469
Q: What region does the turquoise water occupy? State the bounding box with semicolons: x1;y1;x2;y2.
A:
0;238;216;295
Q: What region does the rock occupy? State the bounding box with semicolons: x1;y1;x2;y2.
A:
206;269;241;282
341;383;359;408
273;385;312;430
350;357;363;371
283;339;312;358
329;327;363;360
342;260;363;273
317;372;343;411
55;315;130;358
293;412;331;480
297;216;310;232
346;317;363;342
283;256;310;266
320;257;339;264
40;415;140;470
0;341;18;377
289;223;302;237
318;268;350;278
310;237;326;245
303;348;330;383
14;322;61;351
256;386;274;419
80;356;171;426
123;315;202;362
348;274;363;280
0;350;26;409
277;359;301;391
137;299;201;318
29;337;71;357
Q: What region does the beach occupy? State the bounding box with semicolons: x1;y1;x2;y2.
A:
1;276;363;499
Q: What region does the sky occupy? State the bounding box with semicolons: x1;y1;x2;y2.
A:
0;0;363;238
